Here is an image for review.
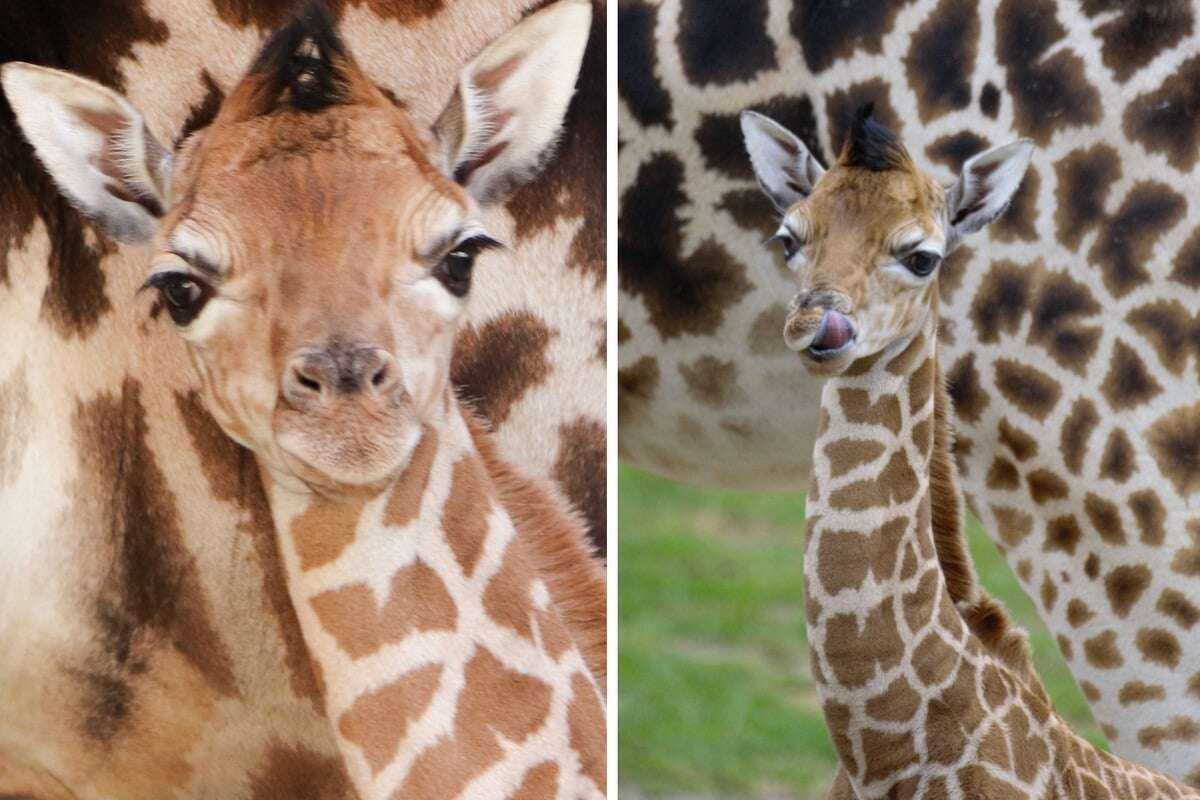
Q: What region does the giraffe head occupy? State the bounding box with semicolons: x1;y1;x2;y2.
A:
742;105;1032;376
3;0;591;489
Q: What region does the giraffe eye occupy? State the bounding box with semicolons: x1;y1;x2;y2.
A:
433;235;501;297
901;251;941;277
771;230;803;263
143;271;213;326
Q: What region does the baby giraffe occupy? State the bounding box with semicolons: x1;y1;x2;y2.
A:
743;107;1200;799
4;3;604;799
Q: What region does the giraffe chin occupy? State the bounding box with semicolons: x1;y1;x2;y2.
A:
272;402;421;490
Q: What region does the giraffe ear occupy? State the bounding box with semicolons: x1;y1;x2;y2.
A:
741;110;824;213
946;139;1033;244
432;0;592;204
1;62;171;244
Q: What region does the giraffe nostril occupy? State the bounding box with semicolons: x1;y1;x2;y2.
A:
294;367;322;394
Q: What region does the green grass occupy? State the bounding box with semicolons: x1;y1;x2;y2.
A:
618;465;1105;799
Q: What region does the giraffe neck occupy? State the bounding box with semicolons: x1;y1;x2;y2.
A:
260;393;605;800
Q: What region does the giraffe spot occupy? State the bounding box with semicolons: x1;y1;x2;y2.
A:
510;761;559;800
1189;673;1200;700
977;722;1012;771
1082;492;1126;546
1148;402;1200;497
1060;399;1099;475
248;743;350;800
1127;299;1200;376
1083;630;1124;670
178;70;225;143
1137;628;1182;668
1138;717;1200;751
1084;552;1101;579
310;560;457;660
993;359;1061;422
1044;515;1082;555
1081;680;1102;702
1101;339;1163;410
957;764;1027;799
1125;54;1200;170
72;381;238;742
382;427;438;528
338;664;443;775
1124;491;1165;548
912;631;957;686
1172;225;1200;289
995;0;1101;144
618;356;660;424
398;648;554;798
1057;634;1073;660
0;364;31;488
618;153;751;339
747;303;791;356
1118;680;1166;705
678;356;745;409
926;131;991;173
911;418;931;455
1026;469;1068;504
865;675;921;722
618;2;673;129
789;0;914;72
1156;589;1199;630
553;417;606;556
823;438;886;479
1100;429;1137;483
987;457;1020;491
815;528;870;595
1040;573;1058;612
676;0;775;86
174;392;319;705
829;451;918;510
908;357;933;413
945;353;989;423
821;701;858;775
1088;182;1186;298
1066;598;1095;628
290;494;368;572
443;455;492;577
718;189;777;239
567;672;606;789
696;95;825;180
904;0;978;121
1026;268;1103;375
937;244;972;304
822;599;905;688
997;418;1037;462
991;505;1033;548
825;80;904;156
1054;144;1121;251
1084;0;1193;81
1172;530;1200;577
1104;564;1152;618
838;388;902;434
451;312;554;428
859;728;919;785
482;538;571;661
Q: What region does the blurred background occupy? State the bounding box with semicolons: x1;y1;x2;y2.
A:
618;465;1106;800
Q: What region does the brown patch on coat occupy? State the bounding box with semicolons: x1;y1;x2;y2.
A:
338;663;443;774
790;0;915;74
1137;628;1182;668
382;426;439;527
1026;469;1068;504
1172;225;1200;289
1100;429;1136;483
618;153;752;339
838;388;901;433
510;761;559;799
678;356;746;409
481;537;572;662
1088;182;1186;298
1138;717;1200;751
249;743;352;800
451;311;554;428
72;380;238;743
1125;54;1200;171
1127;300;1200;376
552;417;606;556
1026;268;1103;375
1054;145;1120;251
1104;565;1151;618
1060;398;1099;475
1083;0;1193;82
992;359;1061;421
1101;339;1163;410
567;672;606;788
1147;402;1200;497
618;355;659;424
174;392;321;705
1157;589;1200;630
212;0;445;31
179;70;226;143
697;95;825;181
905;0;978;122
290;493;369;572
310;560;457;659
945;352;988;422
396;647;554;798
468;414;606;685
1083;630;1124;669
971;260;1029;343
994;0;1101;144
822;598;906;688
718;189;777;239
1084;492;1126;545
443;454;493;577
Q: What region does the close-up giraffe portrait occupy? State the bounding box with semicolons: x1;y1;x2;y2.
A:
0;0;606;798
619;1;1200;798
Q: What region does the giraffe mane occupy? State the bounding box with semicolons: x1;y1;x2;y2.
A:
838;102;911;172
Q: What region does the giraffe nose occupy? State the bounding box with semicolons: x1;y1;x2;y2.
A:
810;309;856;353
282;344;400;407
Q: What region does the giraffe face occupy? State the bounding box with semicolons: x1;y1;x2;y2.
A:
743;106;1033;377
4;0;592;488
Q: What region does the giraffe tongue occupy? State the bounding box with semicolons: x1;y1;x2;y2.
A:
812;309;854;352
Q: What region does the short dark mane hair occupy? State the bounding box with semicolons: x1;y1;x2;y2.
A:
250;0;350;112
839;103;909;172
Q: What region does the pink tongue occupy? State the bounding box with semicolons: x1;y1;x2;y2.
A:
814;310;853;351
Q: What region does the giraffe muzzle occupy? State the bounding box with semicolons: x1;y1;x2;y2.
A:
784;302;857;359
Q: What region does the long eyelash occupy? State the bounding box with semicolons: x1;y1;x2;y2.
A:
456;234;503;253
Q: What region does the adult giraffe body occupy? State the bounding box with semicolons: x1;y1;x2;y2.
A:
0;1;605;797
619;0;1200;781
